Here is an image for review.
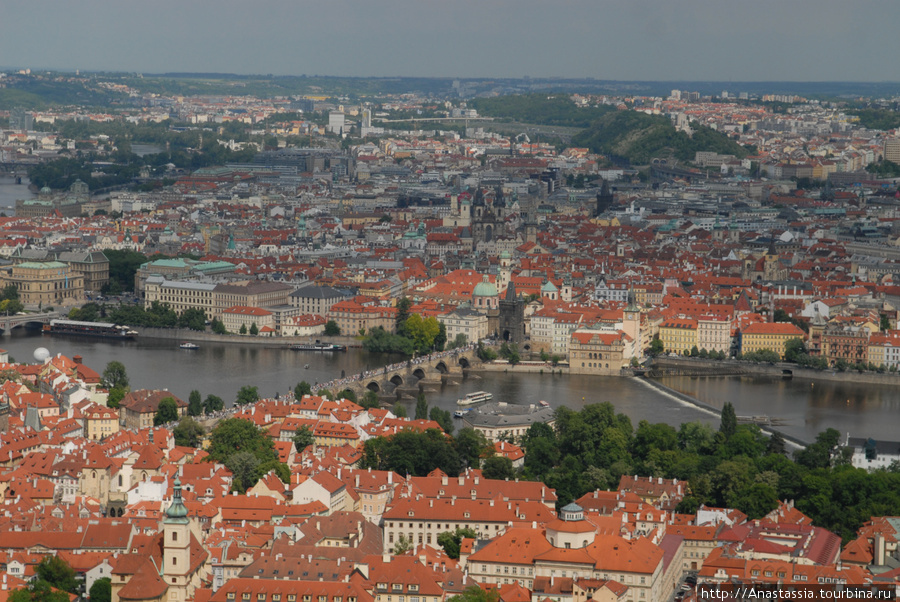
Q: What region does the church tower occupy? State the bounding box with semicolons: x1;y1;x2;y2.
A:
498;281;525;346
623;286;642;354
595;179;614;217
499;251;512;292
163;477;192;602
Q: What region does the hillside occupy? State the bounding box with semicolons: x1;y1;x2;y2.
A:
571;110;750;165
470;94;615;128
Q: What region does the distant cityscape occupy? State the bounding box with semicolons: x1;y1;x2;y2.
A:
1;70;900;602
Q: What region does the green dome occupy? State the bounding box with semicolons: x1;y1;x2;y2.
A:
165;476;189;523
541;280;558;293
472;275;498;297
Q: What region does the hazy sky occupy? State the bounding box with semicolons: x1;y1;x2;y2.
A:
2;0;899;82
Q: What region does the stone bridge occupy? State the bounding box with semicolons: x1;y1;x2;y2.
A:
329;348;484;401
0;312;61;334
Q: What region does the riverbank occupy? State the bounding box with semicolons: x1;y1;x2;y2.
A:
651;356;900;386
475;360;568;374
132;327;362;349
635;376;809;449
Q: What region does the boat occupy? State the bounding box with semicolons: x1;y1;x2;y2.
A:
304;364;310;369
539;400;550;408
457;391;493;406
453;409;470;418
179;342;199;350
290;342;347;352
45;319;138;339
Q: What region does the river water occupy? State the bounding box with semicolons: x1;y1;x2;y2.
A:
0;176;36;215
0;329;895;444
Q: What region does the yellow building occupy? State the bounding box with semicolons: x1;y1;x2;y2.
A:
83;403;120;441
0;261;84;307
659;318;698;355
740;322;806;358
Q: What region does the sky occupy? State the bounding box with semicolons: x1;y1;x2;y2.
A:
2;0;899;82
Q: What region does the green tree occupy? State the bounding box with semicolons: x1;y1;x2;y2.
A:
406;314;441;353
481;455;514;480
324;320;341;336
649;338;664;356
203;394;224;414
35;555;78;594
393;403;407;418
188;390;203;416
211;318;228;334
293;425;315;452
437;527;478;559
236;385;259;406
430;406;453;434
449;333;468;349
239;324;247;335
434;322;447;352
102;361;129;390
392;534;413;555
9;581;70;602
154;397;180;426
720;402;737;439
415;392;429;420
294;381;312;398
395;296;412;336
89;577;111;602
446;587;499;602
227;451;260;493
107;386;127;409
177;308;207;331
455;428;491;469
173;416;205;448
783;338;806;363
249;322;259;336
359;390;380;410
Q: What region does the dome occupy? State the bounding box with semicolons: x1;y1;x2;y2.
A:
40;186;52;194
541;280;558;293
472;275;498;297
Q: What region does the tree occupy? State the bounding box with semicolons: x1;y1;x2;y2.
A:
393;403;407;418
177;308;207;331
434;322;447;352
293;425;315;452
324;320;341;336
236;385;259;406
294;381;312;398
449;333;468;349
249;322;259;336
227;451;260;493
203;394;224;414
446;587;499;602
719;401;737;439
430;406;453;434
415;392;429;420
481;455;514;480
154;397;179;426
107;386;127;409
406;314;441;353
455;428;491;469
9;581;70;602
338;388;357;403
173;416;205;448
102;361;129;390
89;578;111;602
396;297;412;336
239;324;247;335
188;390;203;416
437;527;478;559
35;555;78;594
211;318;228;335
649;338;664;357
783;338;806;363
392;534;413;555
359;390;380;410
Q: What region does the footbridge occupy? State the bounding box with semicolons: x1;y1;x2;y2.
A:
325;347;486;401
0;312;61;334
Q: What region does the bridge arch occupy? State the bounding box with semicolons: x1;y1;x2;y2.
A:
390;374;404;386
458;356;471;369
366;381;381;392
412;368;427;380
434;361;449;374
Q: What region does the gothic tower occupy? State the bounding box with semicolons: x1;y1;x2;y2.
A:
163;477;192;602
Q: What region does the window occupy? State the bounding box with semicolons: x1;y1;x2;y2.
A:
172;532;178;541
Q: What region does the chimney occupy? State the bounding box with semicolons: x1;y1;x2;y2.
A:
73;355;83;365
355;475;360;488
388;472;393;484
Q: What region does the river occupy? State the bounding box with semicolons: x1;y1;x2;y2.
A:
0;176;36;215
0;329;894;444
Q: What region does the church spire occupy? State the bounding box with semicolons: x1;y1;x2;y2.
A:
165;476;189;523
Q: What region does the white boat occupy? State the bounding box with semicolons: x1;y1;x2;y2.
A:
453;410;469;418
179;342;199;350
457;391;493;406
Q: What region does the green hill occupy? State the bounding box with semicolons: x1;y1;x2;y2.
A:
470;94;615;128
571;110;750;165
